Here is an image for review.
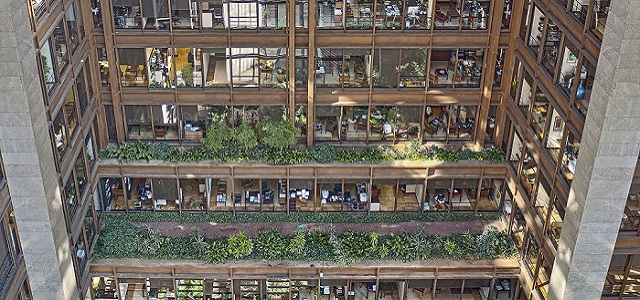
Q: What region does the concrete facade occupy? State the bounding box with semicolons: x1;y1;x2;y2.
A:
547;0;640;298
0;0;79;299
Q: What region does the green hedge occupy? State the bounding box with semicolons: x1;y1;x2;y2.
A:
94;219;517;265
105;212;500;223
98;140;505;165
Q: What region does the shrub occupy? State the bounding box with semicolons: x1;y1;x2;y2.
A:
255;229;288;259
204;240;228;264
190;227;209;256
312;144;337;163
227;232;253;259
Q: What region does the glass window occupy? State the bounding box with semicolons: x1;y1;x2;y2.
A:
316;48;342;88
428;50;453;88
509;131;523;169
548;196;565;246
152;178;179;211
295;0;308;28
141;0;170;30
339;106;367;141
203;48;231;87
41;40;57;94
318;0;343;29
260;48;287;88
346;0;373;29
118;48;148;87
75;233;88;273
343;49;371;88
32;0;47;19
228;0;259;29
125;177;154;211
100;177;126;211
399;49;427;88
561;131;580;183
399;179;424;212
200;1;226;29
530;91;548;142
64;175;79;219
541;19;561;74
231;48;259;87
521;148;537;196
181;105;209;140
395;106;422;141
91;0;103;28
75;151;88;198
405;0;431;30
295;49;308;87
603;255;627;297
369;106;396;142
533;176;551;223
450;179;478;211
557;40;579;96
113;1;142;29
494;48;505;87
152;105;179;140
571;0;588;24
434;0;460;29
510;59;521;98
502;0;512;28
591;0;610;38
86;133;97;170
535;255;551;298
424;105;447;140
175;48;203;88
97;48;110;87
375;0;403;30
52;21;69;73
65;4;84;54
171;0;200;30
574;59;595;116
125;105;153;140
260;0;287;29
180;179;207;211
63;89;78;138
510;206;525;248
147;48;172;88
104;105;118;141
545;108;564;160
90;277;118;299
527;6;544;55
461;0;490;30
295;105;307;140
53;111;68;160
148;278;176;299
76;69;89;116
448;105;476;140
372;49;400;88
524;235;539;275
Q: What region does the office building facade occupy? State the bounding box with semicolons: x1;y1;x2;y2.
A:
0;0;638;299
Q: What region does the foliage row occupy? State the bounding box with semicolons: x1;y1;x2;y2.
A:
99;138;505;165
106;212;500;224
94;219;516;265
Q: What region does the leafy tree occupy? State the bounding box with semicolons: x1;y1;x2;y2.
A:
257;119;297;150
233;122;258;154
201;122;232;153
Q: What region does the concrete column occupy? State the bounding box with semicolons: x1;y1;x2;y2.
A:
0;1;79;299
547;0;640;299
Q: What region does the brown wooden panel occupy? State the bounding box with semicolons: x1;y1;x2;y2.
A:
97;164;123;176
233;166;288;177
370;92;425;104
373;33;432;47
431;34;488;48
289;167;315;177
121;91;177;103
172;34;229;47
316;34;374;47
114;34;172;46
232;92;288;104
316;166;370;178
230;33;287;46
372;168;426;178
177;90;232;103
177;166;233;177
427;92;482;104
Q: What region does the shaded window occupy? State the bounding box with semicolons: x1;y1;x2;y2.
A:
41;40;57;94
372;49;400;88
65;4;84;54
118;48;148;87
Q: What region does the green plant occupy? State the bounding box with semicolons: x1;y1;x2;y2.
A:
361;147;385;163
190;227;209;256
287;232;306;255
336;148;361;163
151;143;171;160
203;240;228;264
181;65;194;87
255;229;288;259
233;122;258;154
113;140;153;163
135;224;163;255
257;119;297;150
312;144;337;163
201;122;233;154
227;232;253;259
